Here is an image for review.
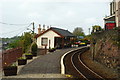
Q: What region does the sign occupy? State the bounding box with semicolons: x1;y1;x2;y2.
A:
105;23;116;29
105;21;115;23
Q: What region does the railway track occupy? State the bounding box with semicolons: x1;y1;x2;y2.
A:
63;47;104;80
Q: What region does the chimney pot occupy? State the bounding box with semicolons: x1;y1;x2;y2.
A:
42;24;46;32
38;24;41;34
47;26;49;29
39;24;41;28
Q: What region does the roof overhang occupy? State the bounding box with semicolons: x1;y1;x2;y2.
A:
104;14;115;20
35;28;64;38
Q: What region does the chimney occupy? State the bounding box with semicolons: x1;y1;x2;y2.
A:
42;24;46;32
38;24;41;34
47;26;49;29
50;25;51;28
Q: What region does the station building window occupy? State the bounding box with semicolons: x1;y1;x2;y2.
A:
41;38;48;46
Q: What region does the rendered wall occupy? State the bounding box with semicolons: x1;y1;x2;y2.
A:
37;30;60;49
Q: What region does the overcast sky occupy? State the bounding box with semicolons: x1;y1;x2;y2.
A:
0;0;112;38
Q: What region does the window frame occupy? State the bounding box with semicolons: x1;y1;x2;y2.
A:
41;37;48;46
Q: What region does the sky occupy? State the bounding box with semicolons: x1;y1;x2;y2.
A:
0;0;113;38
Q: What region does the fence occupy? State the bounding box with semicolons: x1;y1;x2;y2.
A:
2;47;23;67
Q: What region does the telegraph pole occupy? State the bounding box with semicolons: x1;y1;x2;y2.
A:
32;22;35;34
32;22;35;42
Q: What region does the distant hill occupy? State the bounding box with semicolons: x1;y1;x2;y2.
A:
2;36;21;50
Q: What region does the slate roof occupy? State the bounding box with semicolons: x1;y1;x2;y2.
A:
51;27;74;37
35;27;75;38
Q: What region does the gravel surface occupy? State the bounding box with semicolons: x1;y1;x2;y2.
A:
81;50;119;80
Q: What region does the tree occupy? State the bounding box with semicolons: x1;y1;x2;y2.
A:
8;40;20;48
92;25;102;33
8;36;21;49
21;32;33;52
8;32;32;53
73;27;85;36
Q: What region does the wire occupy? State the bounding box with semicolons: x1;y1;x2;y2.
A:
2;27;26;35
2;23;32;35
0;22;29;26
15;23;32;36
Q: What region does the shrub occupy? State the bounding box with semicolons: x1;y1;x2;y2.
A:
31;43;38;53
49;48;56;52
31;43;38;56
25;53;32;55
18;57;26;60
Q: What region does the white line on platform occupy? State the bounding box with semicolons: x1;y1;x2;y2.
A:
60;47;87;74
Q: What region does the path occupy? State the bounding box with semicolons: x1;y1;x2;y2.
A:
2;47;79;79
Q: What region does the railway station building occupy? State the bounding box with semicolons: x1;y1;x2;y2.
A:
35;25;75;49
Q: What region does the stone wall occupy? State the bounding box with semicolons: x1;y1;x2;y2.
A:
37;48;47;55
91;29;120;69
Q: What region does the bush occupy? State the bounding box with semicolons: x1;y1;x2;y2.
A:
31;43;38;56
49;48;56;52
31;43;37;52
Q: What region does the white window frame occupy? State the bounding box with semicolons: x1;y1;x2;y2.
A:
41;38;48;46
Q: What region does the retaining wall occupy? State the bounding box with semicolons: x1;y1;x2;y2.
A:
91;29;120;69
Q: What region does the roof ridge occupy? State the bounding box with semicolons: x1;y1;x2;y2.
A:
51;27;67;31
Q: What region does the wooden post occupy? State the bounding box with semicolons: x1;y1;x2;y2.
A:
62;37;64;48
49;40;51;49
44;45;47;54
32;22;35;34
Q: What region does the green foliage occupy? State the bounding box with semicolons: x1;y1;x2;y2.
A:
7;32;32;53
112;35;120;47
73;27;85;36
92;25;102;32
51;48;56;50
84;35;91;40
20;32;33;52
10;63;17;67
31;43;38;53
25;53;32;55
23;32;32;47
18;57;26;60
2;36;21;50
8;40;21;48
